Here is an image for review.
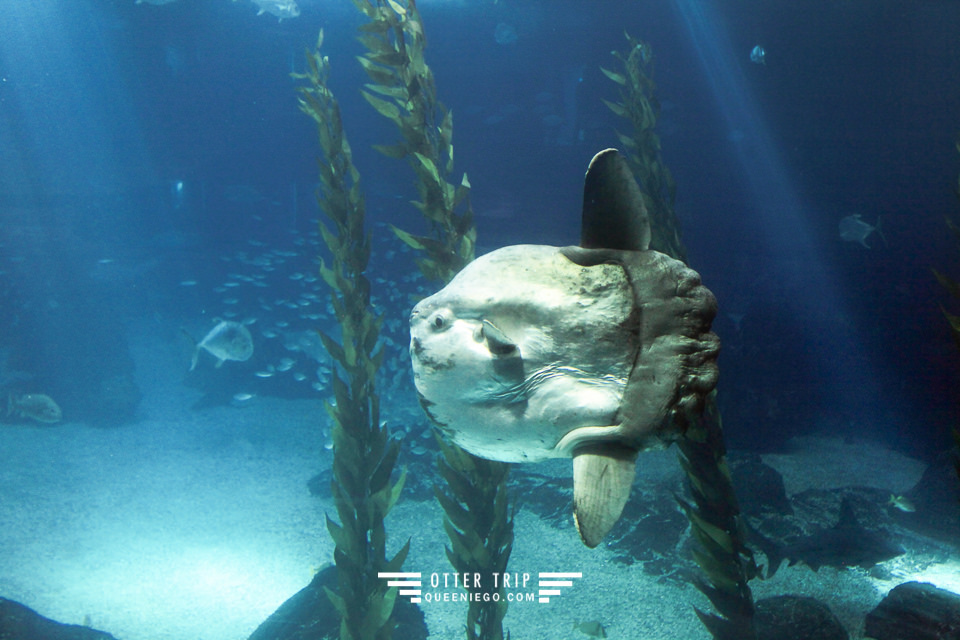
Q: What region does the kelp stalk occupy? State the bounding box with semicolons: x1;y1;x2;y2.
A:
932;140;960;498
293;30;408;640
604;33;759;640
352;0;475;282
602;32;684;261
351;2;513;638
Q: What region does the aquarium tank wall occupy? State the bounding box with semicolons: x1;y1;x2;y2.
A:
0;1;959;639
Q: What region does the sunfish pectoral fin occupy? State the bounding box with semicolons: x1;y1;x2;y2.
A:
481;319;518;357
572;442;638;548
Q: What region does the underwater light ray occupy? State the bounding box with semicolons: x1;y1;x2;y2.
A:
0;0;155;201
671;0;899;431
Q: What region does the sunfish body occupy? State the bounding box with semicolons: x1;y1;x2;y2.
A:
188;320;254;371
8;393;62;424
410;149;720;546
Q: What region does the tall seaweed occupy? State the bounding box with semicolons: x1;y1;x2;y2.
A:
351;2;514;638
932;140;960;498
603;33;759;640
353;0;475;282
293;30;408;640
601;32;685;262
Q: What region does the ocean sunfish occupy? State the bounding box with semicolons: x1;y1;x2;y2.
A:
187;320;254;371
410;149;720;547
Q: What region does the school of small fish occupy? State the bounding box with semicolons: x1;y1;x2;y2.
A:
180;223;424;420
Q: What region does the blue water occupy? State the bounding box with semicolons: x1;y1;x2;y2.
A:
0;0;959;635
4;0;954;451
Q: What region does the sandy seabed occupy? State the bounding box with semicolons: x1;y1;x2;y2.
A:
0;334;955;640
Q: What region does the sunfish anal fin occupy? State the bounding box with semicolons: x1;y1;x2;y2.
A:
572;442;638;548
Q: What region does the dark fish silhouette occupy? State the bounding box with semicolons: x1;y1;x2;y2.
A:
782;497;904;571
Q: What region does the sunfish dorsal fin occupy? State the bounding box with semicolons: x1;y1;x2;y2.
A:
580;149;651;251
572;442;638;548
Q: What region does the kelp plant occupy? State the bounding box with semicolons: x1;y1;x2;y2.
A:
603;33;760;640
354;0;475;282
932;140;960;496
351;1;513;639
293;30;408;640
601;32;685;261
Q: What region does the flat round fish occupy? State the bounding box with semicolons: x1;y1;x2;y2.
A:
192;321;254;370
411;244;636;462
409;148;720;548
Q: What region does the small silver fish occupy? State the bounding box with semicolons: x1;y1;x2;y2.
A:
887;494;916;513
252;0;300;21
839;214;886;248
7;393;62;424
186;320;254;371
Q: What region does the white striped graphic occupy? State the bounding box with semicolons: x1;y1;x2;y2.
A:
378;572;423;603
537;572;582;603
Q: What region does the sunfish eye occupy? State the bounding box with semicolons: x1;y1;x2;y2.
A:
433;314;445;329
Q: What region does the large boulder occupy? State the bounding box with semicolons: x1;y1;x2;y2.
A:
754;595;848;640
865;581;960;640
0;598;117;640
